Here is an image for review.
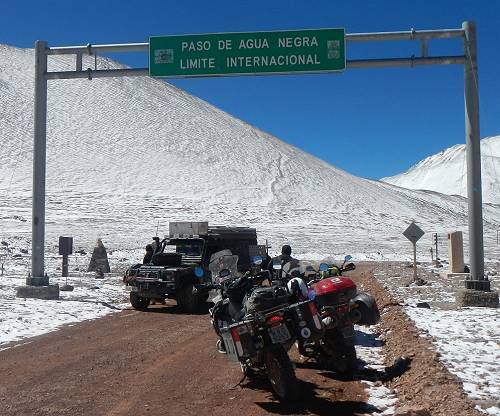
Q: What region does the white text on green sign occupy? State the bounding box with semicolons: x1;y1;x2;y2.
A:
149;29;345;77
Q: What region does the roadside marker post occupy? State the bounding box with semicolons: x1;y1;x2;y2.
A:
403;222;425;282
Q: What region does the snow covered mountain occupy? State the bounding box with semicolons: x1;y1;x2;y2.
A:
381;136;500;205
1;44;500;261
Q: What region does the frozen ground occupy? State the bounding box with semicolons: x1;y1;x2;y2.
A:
0;246;135;348
374;263;500;416
356;325;399;415
0;271;129;349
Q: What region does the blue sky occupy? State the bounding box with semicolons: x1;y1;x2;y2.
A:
2;0;499;179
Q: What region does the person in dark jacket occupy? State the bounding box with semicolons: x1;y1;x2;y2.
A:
143;244;154;264
268;244;295;277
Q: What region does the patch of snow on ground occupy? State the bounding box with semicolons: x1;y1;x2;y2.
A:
405;307;500;415
356;325;398;415
0;270;129;349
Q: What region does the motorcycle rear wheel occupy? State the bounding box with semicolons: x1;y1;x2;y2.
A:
264;345;298;402
321;330;357;375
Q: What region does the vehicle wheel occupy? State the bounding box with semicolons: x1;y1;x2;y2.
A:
240;362;257;379
264;345;299;402
177;283;200;313
335;345;358;376
321;331;357;375
130;292;150;310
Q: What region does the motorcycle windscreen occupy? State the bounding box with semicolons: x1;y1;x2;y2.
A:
208;250;239;283
282;259;317;278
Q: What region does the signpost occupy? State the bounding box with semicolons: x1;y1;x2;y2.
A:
149;29;345;77
403;222;425;282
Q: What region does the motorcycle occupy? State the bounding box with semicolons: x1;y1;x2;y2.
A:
209;252;323;401
281;256;380;375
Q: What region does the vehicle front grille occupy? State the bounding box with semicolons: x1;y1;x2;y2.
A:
181;255;202;264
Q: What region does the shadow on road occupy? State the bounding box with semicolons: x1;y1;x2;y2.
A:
315;356;412;383
250;378;380;416
128;301;213;315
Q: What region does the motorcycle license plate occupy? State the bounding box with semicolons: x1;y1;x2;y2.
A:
268;324;291;344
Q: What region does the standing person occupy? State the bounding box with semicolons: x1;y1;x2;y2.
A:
268;244;295;279
143;244;154;264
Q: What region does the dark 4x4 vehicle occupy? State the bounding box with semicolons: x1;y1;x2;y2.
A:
123;222;260;313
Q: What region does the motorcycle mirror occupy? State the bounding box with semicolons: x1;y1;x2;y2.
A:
344;263;356;272
273;263;282;270
194;267;204;278
344;255;353;262
319;263;329;272
251;255;263;265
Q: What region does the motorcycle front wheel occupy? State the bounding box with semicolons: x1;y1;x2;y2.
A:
263;345;298;402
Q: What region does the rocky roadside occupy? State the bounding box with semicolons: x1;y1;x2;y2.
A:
352;263;484;416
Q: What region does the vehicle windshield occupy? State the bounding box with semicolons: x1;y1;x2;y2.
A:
167;239;204;256
209;250;239;283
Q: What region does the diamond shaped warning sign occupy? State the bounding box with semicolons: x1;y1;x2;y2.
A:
403;222;425;244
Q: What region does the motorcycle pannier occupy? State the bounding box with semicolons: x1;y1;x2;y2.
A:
244;286;289;315
290;300;325;342
220;321;256;362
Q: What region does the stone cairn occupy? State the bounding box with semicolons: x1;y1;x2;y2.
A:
87;238;110;275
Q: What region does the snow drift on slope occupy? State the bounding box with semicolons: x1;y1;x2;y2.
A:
381;136;500;205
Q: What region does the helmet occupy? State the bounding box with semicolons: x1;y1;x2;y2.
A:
287;277;308;298
281;245;292;256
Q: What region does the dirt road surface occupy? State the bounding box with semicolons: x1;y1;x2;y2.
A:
0;300;368;415
0;265;483;415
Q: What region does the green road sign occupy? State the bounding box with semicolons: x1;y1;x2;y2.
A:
149;28;345;78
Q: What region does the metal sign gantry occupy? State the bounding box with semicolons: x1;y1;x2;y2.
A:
29;21;490;292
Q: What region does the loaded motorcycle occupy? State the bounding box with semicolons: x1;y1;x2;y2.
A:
280;256;380;375
209;251;323;401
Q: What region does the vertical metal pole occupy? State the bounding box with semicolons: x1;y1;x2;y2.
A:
29;40;49;286
62;254;69;277
434;233;439;261
463;21;488;291
413;242;417;281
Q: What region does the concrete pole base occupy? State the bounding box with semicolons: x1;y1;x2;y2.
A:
456;289;499;308
464;279;491;291
26;276;49;286
16;284;60;300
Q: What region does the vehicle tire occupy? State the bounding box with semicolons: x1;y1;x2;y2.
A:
321;331;357;375
130;292;150;310
200;292;210;303
177;282;200;313
264;345;299;402
211;306;223;337
335;344;357;375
